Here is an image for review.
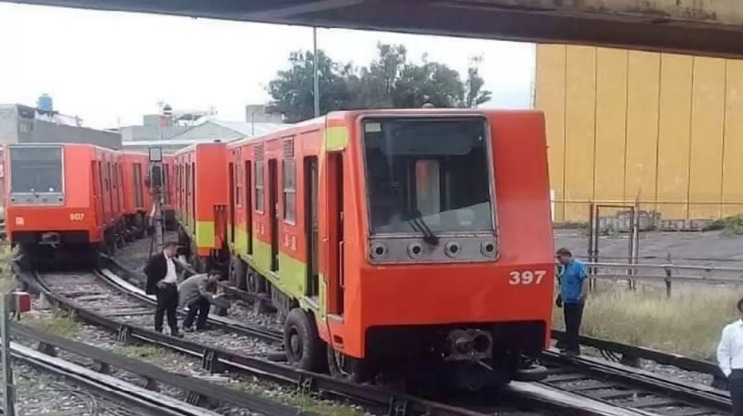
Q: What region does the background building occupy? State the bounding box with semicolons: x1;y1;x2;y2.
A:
536;44;743;223
0;100;121;149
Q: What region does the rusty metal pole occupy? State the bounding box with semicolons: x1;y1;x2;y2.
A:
1;294;15;416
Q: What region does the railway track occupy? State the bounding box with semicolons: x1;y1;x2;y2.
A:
16;262;655;416
10;328;224;416
102;258;737;415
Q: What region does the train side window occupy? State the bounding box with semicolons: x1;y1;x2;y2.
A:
283;159;296;224
133;163;143;208
235;164;242;206
163;164;170;204
255;161;264;213
415;160;441;219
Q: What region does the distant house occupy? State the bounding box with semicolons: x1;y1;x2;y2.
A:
121;117;286;153
0;103;121;149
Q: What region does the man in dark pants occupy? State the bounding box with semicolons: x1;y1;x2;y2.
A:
178;270;225;332
555;247;587;356
717;297;743;416
145;241;182;338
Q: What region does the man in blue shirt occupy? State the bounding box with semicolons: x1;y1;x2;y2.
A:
556;247;588;356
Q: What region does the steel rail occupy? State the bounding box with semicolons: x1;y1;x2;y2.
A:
96;257;283;343
9;337;220;416
539;350;730;415
104;253;730;394
17;268;491;416
551;330;725;387
11;323;318;416
18;266;648;416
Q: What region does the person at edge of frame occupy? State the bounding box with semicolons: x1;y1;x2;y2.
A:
717;297;743;416
555;247;588;356
144;241;183;338
178;269;226;332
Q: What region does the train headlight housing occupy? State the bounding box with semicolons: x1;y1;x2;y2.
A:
480;241;497;258
369;242;388;260
407;242;423;259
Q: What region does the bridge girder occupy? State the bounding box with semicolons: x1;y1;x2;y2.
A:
4;0;743;57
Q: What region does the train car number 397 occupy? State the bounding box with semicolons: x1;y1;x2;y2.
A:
508;270;547;285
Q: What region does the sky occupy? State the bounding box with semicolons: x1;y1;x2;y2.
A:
0;3;535;129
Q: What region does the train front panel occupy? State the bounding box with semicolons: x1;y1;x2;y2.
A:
317;110;554;387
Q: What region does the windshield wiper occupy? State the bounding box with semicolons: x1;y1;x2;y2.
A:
407;209;439;246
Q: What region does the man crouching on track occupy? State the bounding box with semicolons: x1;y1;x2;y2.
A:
144;241;183;338
178;270;225;332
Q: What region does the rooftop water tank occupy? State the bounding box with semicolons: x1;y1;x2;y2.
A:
37;94;53;113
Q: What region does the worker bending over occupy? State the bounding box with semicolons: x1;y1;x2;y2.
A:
178;270;225;332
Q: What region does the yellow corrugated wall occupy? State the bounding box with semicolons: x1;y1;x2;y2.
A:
536;44;743;223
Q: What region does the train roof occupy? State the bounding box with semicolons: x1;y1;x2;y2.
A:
226;108;542;148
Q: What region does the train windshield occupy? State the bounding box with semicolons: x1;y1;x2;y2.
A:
363;117;493;235
10;146;63;193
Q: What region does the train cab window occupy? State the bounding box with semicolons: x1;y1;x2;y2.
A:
283;159;296;223
9;146;63;194
362;117;493;235
255;161;265;213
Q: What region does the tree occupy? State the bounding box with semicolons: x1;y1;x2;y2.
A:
267;43;492;121
462;56;492;108
267;50;353;123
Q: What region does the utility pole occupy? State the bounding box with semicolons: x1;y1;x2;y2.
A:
149;147;165;253
1;294;15;416
313;27;320;118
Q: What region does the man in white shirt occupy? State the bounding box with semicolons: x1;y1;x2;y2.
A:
717;297;743;416
144;241;182;338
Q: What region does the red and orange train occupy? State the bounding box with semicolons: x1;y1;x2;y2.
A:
6;108;555;390
4;143;174;266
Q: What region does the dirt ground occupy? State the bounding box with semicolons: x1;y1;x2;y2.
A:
554;228;743;268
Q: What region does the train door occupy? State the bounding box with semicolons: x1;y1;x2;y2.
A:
228;162;236;244
245;160;253;255
305;156;319;298
268;159;279;271
92;161;102;224
327;152;344;316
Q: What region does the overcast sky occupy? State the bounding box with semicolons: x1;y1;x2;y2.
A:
0;3;535;129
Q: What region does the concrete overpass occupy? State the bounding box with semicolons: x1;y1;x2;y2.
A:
4;0;743;58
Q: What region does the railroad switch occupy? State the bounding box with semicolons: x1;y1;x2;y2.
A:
36;342;57;357
387;398;411;416
201;349;223;374
297;374;316;394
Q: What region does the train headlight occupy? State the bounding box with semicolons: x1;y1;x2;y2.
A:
369;242;388;260
445;241;461;258
480;241;497;258
407;242;423;259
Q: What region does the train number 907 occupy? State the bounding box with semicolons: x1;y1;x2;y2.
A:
508;270;547;285
69;213;85;221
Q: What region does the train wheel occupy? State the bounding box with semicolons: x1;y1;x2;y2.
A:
246;270;266;294
230;257;245;287
283;308;325;372
327;347;367;383
135;214;146;239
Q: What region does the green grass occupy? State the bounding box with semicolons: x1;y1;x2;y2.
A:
553;283;739;360
234;381;365;416
115;344;170;360
708;215;743;235
24;316;79;338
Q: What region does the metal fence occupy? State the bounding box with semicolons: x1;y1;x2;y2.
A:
584;260;743;296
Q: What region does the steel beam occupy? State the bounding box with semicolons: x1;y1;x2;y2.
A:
4;0;743;57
